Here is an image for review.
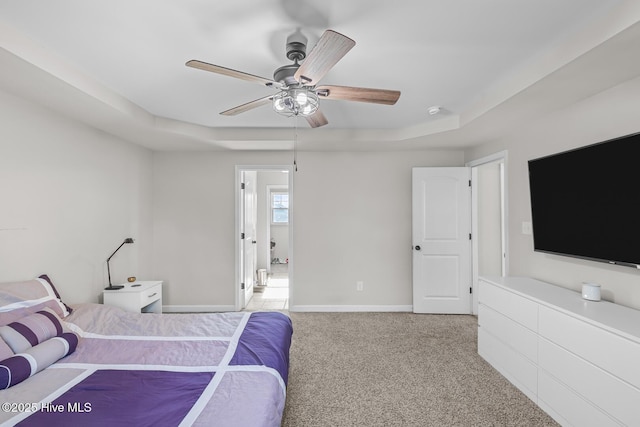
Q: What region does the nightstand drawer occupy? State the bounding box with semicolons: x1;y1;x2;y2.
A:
139;284;162;311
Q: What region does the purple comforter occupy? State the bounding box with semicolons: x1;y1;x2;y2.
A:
1;304;292;426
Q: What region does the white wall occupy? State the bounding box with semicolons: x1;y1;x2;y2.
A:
466;75;640;311
0;89;153;303
152;149;464;310
152;151;293;310
291;151;464;309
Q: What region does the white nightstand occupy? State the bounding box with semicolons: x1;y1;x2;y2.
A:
103;280;163;313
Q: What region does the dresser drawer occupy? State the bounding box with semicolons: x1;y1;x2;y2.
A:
479;303;537;363
478;280;538;332
479;326;538;401
539;305;640;390
538;370;619;427
539;337;639;426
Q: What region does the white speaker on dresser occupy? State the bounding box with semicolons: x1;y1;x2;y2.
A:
581;282;601;301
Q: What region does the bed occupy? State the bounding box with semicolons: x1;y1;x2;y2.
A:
0;276;293;426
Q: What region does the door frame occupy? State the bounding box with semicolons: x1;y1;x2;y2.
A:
466;150;508;314
235;165;294;311
240;170;257;309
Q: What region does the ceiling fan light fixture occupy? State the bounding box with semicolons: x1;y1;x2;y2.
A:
296;91;308;106
302;104;313;115
274;98;285;111
273;88;318;117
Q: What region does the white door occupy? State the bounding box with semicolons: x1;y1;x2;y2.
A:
412;167;471;314
241;171;257;308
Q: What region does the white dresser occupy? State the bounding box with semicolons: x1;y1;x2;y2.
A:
103;280;163;313
478;276;640;426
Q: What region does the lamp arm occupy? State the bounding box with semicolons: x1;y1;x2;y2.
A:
107;241;127;263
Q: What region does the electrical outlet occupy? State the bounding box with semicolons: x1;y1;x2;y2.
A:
356;281;364;291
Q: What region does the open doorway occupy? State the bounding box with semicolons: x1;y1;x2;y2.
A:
468;151;508;314
236;166;292;311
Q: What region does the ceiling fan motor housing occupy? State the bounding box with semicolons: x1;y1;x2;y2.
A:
273;63;300;86
286;41;306;61
285;30;307;62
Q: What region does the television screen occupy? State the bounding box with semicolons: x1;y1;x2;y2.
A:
528;132;640;268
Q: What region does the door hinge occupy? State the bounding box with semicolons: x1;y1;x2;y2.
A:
470;287;473;294
469;233;472;240
240;232;245;239
240;182;245;190
469;179;472;187
241;282;245;290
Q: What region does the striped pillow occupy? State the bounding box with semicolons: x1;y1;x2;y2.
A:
0;308;64;353
0;277;71;326
38;275;73;315
0;332;79;389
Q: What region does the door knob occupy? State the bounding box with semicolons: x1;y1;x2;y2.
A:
415;245;421;251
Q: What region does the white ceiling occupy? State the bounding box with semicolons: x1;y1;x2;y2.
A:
1;0;639;151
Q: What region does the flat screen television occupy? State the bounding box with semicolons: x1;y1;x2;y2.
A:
528;131;640;269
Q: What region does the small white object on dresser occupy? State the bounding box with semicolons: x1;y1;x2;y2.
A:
478;276;640;427
103;280;163;313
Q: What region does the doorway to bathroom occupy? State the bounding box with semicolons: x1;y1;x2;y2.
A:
236;166;292;312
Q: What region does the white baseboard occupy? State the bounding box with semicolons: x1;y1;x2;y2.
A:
290;305;413;313
163;304;413;313
162;305;235;313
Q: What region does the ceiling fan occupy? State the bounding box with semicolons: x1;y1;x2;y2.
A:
186;29;401;128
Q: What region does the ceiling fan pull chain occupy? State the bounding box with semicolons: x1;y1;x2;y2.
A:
293;117;298;172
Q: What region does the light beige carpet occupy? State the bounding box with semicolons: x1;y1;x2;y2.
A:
282;312;557;427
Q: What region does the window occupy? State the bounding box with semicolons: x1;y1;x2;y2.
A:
271;191;289;224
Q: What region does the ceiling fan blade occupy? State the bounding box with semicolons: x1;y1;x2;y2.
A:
305;109;329;128
186;60;281;88
315;85;400;105
220;95;274;116
294;30;355;85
